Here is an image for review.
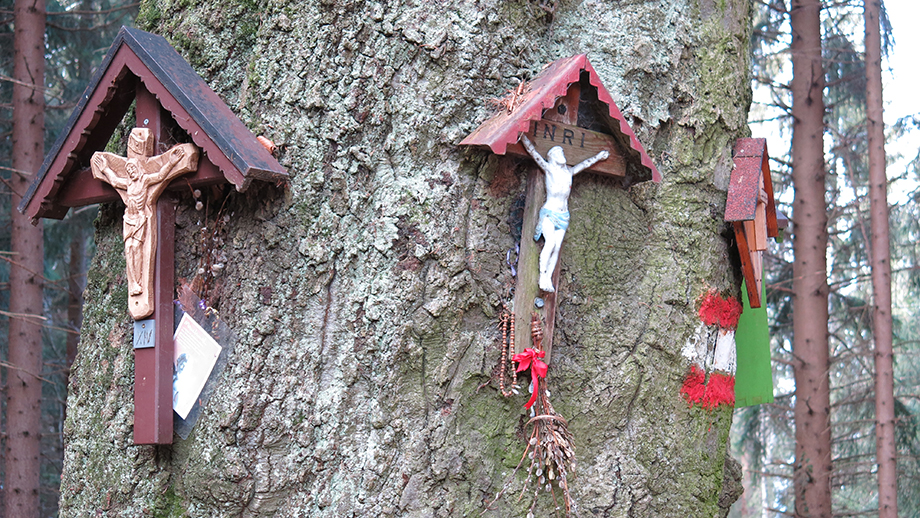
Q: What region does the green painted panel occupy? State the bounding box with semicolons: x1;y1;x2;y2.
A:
734;277;774;407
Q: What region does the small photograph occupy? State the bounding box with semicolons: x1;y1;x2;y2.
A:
172;314;222;419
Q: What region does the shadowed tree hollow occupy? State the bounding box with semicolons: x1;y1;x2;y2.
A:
57;0;755;516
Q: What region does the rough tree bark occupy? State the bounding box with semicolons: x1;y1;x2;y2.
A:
59;0;753;516
67;229;86;370
5;0;46;516
864;0;897;515
790;0;833;516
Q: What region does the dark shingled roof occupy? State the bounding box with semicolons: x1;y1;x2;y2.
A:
19;26;287;220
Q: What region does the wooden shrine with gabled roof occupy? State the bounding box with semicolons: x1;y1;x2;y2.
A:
725;138;779;308
18;26;288;446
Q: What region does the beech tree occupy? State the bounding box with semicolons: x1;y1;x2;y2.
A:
56;0;756;516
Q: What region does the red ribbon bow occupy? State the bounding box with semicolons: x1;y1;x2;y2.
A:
513;348;548;409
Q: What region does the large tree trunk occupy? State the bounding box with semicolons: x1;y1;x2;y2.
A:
790;0;833;516
864;0;897;515
60;1;753;516
5;0;45;516
66;229;85;370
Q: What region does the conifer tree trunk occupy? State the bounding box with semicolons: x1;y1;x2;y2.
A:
864;0;897;515
5;0;46;516
790;0;833;516
58;1;754;516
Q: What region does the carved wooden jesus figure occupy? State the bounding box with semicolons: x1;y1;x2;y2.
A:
91;128;199;319
521;134;609;292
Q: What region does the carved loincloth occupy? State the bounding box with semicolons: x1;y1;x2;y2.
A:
533;207;570;241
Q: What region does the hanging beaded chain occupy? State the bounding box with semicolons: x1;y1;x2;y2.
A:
498;243;520;397
498;304;519;397
530;311;543;351
486;310;577;518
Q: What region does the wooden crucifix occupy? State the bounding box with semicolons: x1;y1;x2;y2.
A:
460;54;660;364
126;85;191;444
91;127;199;320
91;116;198;445
511;83;617;361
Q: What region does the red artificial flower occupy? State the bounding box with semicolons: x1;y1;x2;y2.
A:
513;348;548;409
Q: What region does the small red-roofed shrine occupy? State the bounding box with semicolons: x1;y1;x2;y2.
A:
725;138;778;308
461;54;659;364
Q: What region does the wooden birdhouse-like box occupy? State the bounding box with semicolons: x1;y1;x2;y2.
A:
725;138;778;308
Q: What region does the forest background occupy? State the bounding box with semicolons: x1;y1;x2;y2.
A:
0;0;919;516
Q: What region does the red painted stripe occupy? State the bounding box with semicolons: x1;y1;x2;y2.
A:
702;371;736;410
680;365;707;406
698;290;743;330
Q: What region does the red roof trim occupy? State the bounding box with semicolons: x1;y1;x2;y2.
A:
460;54;660;183
725;138;778;238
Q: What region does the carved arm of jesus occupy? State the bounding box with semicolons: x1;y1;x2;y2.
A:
521;134;550;171
92;154;129;191
148;147;186;184
571;148;609;175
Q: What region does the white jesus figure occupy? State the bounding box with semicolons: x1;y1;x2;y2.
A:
521;134;609;292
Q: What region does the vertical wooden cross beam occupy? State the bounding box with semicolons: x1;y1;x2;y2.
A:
513;85;581;362
132;83;175;444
